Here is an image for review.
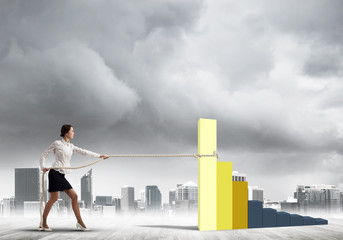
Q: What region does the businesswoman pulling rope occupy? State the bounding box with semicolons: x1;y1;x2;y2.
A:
39;124;109;231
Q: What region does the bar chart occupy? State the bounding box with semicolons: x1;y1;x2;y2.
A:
198;118;328;231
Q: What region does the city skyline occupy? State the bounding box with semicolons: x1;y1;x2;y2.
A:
1;0;343;202
4;164;343;204
7;167;343;206
2;167;343;220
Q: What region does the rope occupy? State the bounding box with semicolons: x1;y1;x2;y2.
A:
38;151;218;230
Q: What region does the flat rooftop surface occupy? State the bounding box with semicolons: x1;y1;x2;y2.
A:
0;214;341;240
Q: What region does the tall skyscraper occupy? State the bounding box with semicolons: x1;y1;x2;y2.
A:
81;169;93;209
145;185;162;213
121;186;134;212
15;168;42;213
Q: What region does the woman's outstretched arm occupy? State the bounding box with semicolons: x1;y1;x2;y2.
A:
72;144;109;159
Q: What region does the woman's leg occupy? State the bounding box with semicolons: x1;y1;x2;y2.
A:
64;188;87;228
42;192;58;228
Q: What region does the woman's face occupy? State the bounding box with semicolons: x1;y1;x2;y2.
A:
66;127;74;139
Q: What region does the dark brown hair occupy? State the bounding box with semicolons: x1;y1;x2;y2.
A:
60;124;72;137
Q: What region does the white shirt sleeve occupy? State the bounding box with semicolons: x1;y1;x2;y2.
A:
72;144;101;158
40;141;56;171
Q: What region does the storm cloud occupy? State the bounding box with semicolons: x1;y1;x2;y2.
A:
1;0;343;201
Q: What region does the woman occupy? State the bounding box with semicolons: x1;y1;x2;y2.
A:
39;124;109;231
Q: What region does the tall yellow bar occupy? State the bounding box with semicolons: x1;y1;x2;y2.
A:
232;181;248;229
217;161;233;230
198;118;217;231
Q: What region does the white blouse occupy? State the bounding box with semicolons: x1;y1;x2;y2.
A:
40;138;101;174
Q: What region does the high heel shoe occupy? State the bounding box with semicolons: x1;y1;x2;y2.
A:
37;225;52;231
76;222;90;231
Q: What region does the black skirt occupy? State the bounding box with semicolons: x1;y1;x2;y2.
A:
48;169;73;192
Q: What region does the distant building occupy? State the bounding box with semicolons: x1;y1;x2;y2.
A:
294;184;339;214
81;169;93;209
93;204;103;215
248;186;264;202
95;196;113;206
140;189;145;202
323;187;340;213
94;197;116;217
175;181;198;214
169;189;176;209
15;168;42;214
121;186;134;212
1;197;15;217
112;197;121;212
135;200;145;212
176;181;198;201
169;189;176;204
145;185;162;213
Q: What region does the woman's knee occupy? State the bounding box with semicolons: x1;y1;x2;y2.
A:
69;192;78;202
71;193;78;202
64;189;78;202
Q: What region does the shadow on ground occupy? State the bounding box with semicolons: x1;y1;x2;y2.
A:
137;225;198;231
22;228;99;232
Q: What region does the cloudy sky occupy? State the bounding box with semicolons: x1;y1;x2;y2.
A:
1;0;343;202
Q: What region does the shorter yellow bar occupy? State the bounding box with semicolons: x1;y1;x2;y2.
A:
216;161;233;230
233;181;248;229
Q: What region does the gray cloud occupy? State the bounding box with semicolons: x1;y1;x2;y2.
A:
1;0;343;201
257;0;343;78
0;40;140;138
303;48;343;77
